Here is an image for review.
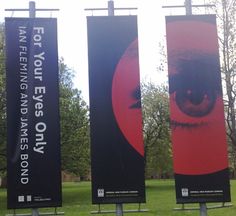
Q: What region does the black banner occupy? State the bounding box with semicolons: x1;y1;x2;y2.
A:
87;16;145;204
6;18;61;209
166;15;231;203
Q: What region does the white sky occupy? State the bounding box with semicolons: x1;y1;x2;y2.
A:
0;0;190;103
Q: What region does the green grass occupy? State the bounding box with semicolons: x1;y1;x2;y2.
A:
1;180;236;215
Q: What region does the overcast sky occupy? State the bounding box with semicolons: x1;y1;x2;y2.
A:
0;0;191;103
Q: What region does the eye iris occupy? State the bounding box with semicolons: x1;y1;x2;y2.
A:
175;89;216;117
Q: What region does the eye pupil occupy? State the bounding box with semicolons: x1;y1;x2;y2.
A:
187;90;204;105
187;89;192;95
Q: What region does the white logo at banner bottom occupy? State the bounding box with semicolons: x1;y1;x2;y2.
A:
97;189;104;197
181;188;189;197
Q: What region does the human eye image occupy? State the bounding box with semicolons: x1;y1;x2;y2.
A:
166;17;228;176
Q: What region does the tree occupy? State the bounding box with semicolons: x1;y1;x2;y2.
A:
0;22;6;177
141;82;172;178
208;0;236;176
59;59;90;179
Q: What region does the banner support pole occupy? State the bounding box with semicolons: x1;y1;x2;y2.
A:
32;209;39;216
110;2;122;216
108;0;115;16
30;2;38;216
186;5;207;216
185;0;192;15
29;1;36;18
30;3;38;216
200;203;207;216
116;204;123;216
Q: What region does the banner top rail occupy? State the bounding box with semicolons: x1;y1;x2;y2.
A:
5;8;60;12
85;0;137;16
5;1;59;18
84;7;138;11
162;0;215;15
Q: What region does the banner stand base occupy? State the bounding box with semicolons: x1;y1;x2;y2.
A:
173;202;233;211
91;203;149;214
6;208;65;216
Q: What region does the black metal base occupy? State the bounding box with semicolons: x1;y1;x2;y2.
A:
173;202;233;211
91;209;148;214
91;203;148;214
6;208;64;216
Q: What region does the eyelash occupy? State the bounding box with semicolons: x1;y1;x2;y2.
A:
170;119;208;129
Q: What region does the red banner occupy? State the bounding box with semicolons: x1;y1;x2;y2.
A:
166;15;231;203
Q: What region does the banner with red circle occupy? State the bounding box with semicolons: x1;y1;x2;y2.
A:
87;16;145;204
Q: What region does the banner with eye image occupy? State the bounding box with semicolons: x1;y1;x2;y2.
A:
166;15;231;203
87;16;145;204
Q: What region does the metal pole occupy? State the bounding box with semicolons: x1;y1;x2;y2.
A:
29;6;37;214
109;4;119;216
185;0;192;15
32;208;39;216
116;204;123;216
108;0;114;16
29;1;36;18
200;203;207;216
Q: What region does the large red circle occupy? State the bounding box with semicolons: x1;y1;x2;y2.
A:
112;38;144;156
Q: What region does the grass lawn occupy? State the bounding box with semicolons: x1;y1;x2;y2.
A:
0;180;236;215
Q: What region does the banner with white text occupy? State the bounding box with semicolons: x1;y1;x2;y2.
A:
166;15;231;203
87;16;146;204
5;18;62;209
